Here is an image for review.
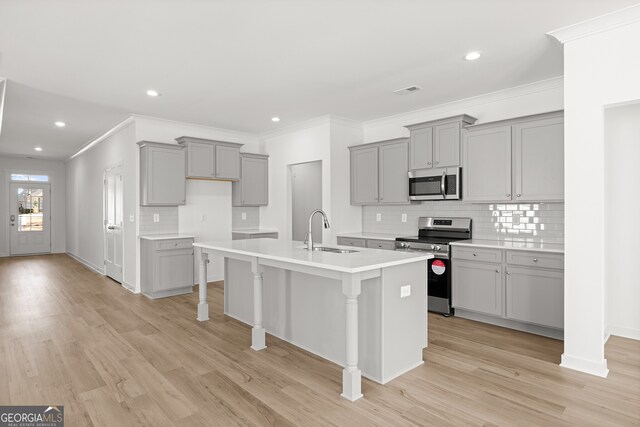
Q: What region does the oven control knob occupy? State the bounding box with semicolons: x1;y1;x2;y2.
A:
430;244;435;250
436;245;442;251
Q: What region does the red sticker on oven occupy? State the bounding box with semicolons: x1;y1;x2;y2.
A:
431;260;446;275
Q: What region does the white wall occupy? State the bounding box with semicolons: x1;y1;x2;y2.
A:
362;77;564;142
66;120;137;288
0;156;66;256
260;116;363;244
179;180;232;281
550;10;640;377
604;102;640;341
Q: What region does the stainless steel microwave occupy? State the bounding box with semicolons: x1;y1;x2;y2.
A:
408;167;461;201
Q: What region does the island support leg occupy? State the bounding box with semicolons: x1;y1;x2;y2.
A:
251;259;266;350
341;273;363;401
197;249;210;321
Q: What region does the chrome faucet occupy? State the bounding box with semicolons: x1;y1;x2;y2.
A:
305;209;330;250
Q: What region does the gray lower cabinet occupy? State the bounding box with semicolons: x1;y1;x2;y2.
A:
406;115;477;170
141;238;194;299
505;266;564;329
232;232;278;240
336;237;367;247
176;136;243;180
462;111;564;203
366;239;396;250
349;138;409;205
337;236;396;250
452;260;503;317
232;153;269;206
138;141;186;206
452;246;564;336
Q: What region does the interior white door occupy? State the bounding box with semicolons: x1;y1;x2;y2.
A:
104;167;124;283
9;183;51;255
291;161;322;242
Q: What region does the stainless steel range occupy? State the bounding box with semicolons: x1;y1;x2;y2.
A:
395;217;472;316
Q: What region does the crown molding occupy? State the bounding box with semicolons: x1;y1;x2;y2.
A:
547;4;640;44
68;115;134;161
364;76;563;130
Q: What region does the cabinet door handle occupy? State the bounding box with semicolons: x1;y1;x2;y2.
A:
495;269;500;273
473;253;477;256
506;271;511;275
533;258;538;262
506;193;511;197
427;162;432;165
517;194;521;198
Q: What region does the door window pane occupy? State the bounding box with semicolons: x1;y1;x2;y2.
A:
17;188;44;232
11;173;49;182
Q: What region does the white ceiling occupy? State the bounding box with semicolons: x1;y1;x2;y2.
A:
0;0;637;159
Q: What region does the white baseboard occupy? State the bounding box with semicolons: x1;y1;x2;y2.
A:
0;252;8;258
606;325;640;341
193;274;224;285
560;353;609;378
65;252;105;275
122;281;136;293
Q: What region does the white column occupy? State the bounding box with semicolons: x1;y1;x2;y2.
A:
197;249;209;321
341;273;363;402
251;259;266;350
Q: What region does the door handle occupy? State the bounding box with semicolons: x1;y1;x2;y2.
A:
440;171;446;199
10;215;16;222
107;225;116;230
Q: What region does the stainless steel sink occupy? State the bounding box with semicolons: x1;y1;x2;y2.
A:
312;246;359;254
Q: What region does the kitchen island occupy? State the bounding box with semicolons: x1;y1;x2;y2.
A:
194;239;432;401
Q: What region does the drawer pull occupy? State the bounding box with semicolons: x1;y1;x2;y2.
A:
473;253;477;256
533;258;538;262
495;269;500;273
507;271;511;275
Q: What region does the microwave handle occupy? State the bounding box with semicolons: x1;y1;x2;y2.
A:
440;171;446;199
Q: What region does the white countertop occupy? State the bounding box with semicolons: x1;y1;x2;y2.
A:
231;229;279;235
450;239;564;254
337;232;406;241
194;239;432;274
139;234;195;241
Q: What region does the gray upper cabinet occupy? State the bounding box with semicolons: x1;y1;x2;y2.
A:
350;146;379;205
462;125;513;202
232;153;269;206
406;115;477;170
462;111;564;203
176;136;243;181
408;126;433;170
379;140;409;204
513;116;564;202
350;138;408;205
138;141;186;206
433;122;461;168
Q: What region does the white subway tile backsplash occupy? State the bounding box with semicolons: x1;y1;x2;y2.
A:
363;201;564;243
232;207;260;230
139;206;179;235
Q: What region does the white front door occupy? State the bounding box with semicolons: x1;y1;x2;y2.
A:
104;166;123;283
9;183;51;255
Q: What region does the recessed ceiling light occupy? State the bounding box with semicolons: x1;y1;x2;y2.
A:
271;117;280;122
54;121;66;127
34;147;43;152
146;89;161;97
464;51;482;61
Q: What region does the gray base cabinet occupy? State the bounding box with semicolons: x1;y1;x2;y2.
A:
141;237;194;299
232;231;278;240
176;136;243;181
337;236;395;250
405;115;477;170
452;246;564;337
138;141;186;206
462;111;564;203
232;153;269;206
349;138;409;206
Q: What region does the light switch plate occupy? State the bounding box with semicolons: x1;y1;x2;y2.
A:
201;214;207;222
376;213;382;222
400;285;411;298
401;213;407;223
242;212;247;220
153;213;160;223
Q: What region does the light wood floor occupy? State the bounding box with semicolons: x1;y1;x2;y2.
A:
0;254;638;426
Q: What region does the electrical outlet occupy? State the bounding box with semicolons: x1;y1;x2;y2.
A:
129;214;135;222
242;212;247;220
201;214;207;222
376;213;382;222
513;213;521;225
401;213;407;223
400;285;411;298
153;213;160;223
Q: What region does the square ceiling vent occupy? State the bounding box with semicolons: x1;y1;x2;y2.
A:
393;85;422;95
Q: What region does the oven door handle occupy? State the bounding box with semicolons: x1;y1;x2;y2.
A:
440;171;446;199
